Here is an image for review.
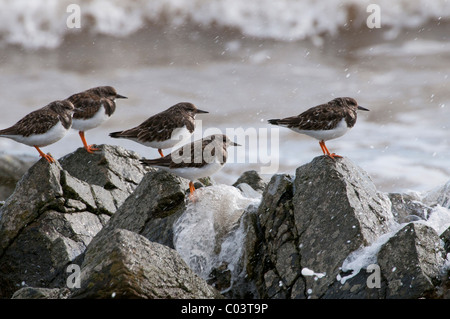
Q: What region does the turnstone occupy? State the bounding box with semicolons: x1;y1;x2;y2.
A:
67;86;127;153
109;102;208;157
0;100;74;163
268;97;369;159
140;134;239;200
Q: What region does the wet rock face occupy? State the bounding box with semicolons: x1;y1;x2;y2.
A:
243;157;395;298
72;229;221;299
0;154;34;201
0;145;146;298
292;157;395;298
377;222;444;299
242;156;449;299
91;167;188;249
1;147;449;299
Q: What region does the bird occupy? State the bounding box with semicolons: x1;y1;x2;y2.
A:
109;102;208;157
140;134;240;200
0;100;75;163
67;86;127;153
268;97;369;159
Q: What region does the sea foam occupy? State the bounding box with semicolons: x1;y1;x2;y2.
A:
1;0;448;49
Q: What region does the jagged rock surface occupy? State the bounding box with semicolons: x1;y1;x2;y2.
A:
71;228;221;299
0;147;448;299
0;145;145;298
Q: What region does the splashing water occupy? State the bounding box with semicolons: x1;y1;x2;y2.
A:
173;184;261;284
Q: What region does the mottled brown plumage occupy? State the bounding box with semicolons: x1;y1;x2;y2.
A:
140;134;239;200
268;97;369;159
0;100;73;137
110;102;208;157
0;100;74;163
141;134;234;169
68;86;125;120
67;86;127;153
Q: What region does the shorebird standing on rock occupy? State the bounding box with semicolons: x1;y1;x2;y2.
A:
109;102;208;157
0;100;74;163
268;97;369;159
67;86;127;153
140;134;239;201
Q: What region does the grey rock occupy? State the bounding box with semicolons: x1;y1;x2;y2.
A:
61;170;97;211
94;168;188;249
293;156;394;298
441;227;450;253
71;228;221;299
388;193;432;223
233;170;267;193
323;269;387;299
0;159;63;257
59;144;146;192
0;145;146;298
11;287;71;299
244;173;295;298
422;180;450;208
2;142;448;300
0;153;35;201
242;156;396;299
377;222;445;299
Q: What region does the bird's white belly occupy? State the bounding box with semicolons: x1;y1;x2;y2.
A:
157;161;224;181
2;122;69;147
72;108;110;131
291;118;349;141
141;126;192;149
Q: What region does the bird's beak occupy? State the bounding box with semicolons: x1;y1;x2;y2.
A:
230;141;241;146
357;106;369;111
196;109;209;114
116;94;128;99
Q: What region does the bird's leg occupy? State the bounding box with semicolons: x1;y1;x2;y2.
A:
158;149;164;157
79;131;99;153
319;140;342;159
319;140;328;155
188;181;196;202
34;146;54;163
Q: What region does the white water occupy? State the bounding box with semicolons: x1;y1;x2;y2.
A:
1;0;448;49
172;184;261;287
339;185;450;284
0;1;449;194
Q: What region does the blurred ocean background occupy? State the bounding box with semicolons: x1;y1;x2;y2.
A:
0;0;449;193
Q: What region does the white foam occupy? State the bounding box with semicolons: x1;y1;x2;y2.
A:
2;0;449;49
339;202;450;284
172;184;261;284
339;223;402;284
301;267;326;279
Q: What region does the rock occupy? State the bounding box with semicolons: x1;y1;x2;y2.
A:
388;193;432;223
244;173;296;298
293;157;394;298
422;180;450;208
71;228;221;299
0;145;145;298
0;159;63;258
441;227;450;253
233;170;267;193
243;156;396;299
377;222;445;299
59;144;146;201
0;153;35;201
93;168;188;249
11;287;71;299
1;142;448;300
323;266;388;299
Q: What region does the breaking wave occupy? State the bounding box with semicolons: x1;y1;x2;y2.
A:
0;0;448;49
